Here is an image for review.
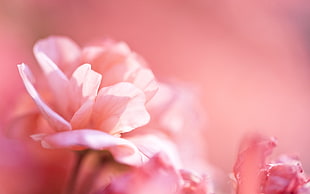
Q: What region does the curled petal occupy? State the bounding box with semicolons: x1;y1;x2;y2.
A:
98;153;180;194
234;135;310;194
262;155;308;193
32;130;144;165
69;64;102;110
98;57;158;102
82;42;158;101
33;51;70;113
17;64;71;131
82;41;131;73
33;36;81;75
125;133;181;168
70;99;94;129
68;64;101;128
233;134;277;194
93;82;150;134
34;51;69;82
129;67;158;101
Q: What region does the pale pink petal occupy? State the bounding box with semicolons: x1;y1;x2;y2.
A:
125;133;181;168
70;99;94;129
97;58;139;86
233;134;277;194
34;129;144;165
98;153;180;194
31;133;49;141
33;51;70;114
82;42;158;101
68;64;102;111
81;42;131;87
146;83;175;118
130;67;158;101
92;82;149;134
180;170;210;194
147;82;206;134
234;135;310;194
262;155;308;193
83;47;140;87
82;41;131;73
263;164;303;193
98;57;158;101
81;47;103;63
297;182;310;194
33;36;81;75
7;112;55;138
17;64;71;131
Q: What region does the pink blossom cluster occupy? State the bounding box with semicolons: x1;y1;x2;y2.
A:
8;36;310;194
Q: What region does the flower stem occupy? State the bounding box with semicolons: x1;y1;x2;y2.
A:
66;150;88;194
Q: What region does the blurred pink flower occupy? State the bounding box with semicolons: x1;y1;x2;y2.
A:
95;153;211;194
16;36;164;165
233;134;310;194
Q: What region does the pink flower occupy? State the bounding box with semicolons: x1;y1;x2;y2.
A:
233;134;310;194
95;153;211;194
16;36;164;165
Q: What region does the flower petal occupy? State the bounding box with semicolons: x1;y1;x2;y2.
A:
98;153;181;194
82;41;131;73
93;82;150;134
82;42;158;101
70;99;94;129
130;67;158;101
33;51;70;114
97;57;158;102
125;133;181;168
69;63;102;110
68;64;101;129
33;130;145;165
33;36;81;75
233;134;277;194
262;155;308;193
17;64;71;131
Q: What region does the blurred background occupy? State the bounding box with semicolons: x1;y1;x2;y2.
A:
1;0;310;178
